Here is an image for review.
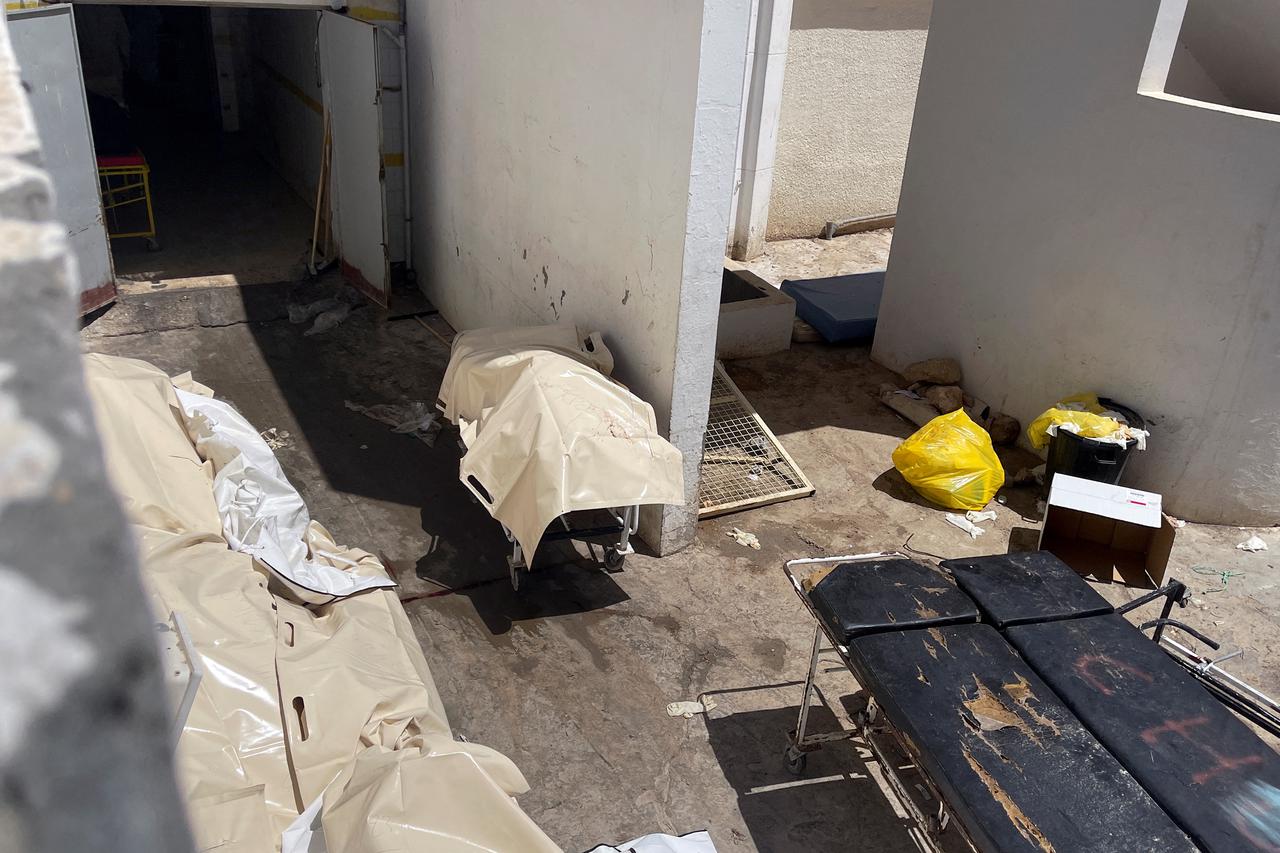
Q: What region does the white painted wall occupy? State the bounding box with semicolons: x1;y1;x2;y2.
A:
874;0;1280;525
766;0;931;239
248;10;324;210
407;0;749;552
247;10;404;264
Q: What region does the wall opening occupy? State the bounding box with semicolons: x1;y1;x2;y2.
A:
76;4;322;290
1144;0;1280;116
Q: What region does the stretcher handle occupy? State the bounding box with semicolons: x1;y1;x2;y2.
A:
1138;618;1220;651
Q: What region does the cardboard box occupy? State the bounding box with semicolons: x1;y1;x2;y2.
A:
1038;474;1177;588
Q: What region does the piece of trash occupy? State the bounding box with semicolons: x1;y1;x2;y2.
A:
345;400;442;447
996;494;1007;505
1194;565;1246;594
1170;517;1187;529
1237;535;1268;552
747;464;763;481
665;697;717;718
359;444;368;450
289;296;340;324
945;513;985;539
259;427;291;450
727;527;761;550
304;301;353;336
966;509;997;523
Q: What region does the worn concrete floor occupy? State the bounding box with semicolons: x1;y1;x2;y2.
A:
83;281;1279;852
726;229;894;287
110;133;313;291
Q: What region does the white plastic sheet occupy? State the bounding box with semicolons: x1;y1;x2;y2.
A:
173;388;396;605
585;830;718;853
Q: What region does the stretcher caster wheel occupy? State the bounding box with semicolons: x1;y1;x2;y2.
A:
784;745;808;776
603;547;626;572
145;237;161;252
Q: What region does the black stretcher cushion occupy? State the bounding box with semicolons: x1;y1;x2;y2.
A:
1007;613;1280;853
941;551;1113;628
808;558;978;645
849;624;1195;853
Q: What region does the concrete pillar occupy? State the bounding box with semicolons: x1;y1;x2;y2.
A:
728;0;792;261
654;0;753;554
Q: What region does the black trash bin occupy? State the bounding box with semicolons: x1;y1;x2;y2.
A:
1044;398;1144;488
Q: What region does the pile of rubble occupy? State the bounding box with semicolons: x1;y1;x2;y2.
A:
878;357;1020;446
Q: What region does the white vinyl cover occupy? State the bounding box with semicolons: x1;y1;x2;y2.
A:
81;353;561;853
437;324;684;564
173;387;396;604
585;830;718;853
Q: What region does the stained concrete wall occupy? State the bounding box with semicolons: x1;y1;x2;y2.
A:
0;15;193;852
766;0;931;239
248;10;405;263
874;0;1280;525
406;0;749;552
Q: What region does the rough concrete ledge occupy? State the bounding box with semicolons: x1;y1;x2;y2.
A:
0;14;194;853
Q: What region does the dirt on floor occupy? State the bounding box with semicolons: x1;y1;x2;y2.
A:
82;277;1279;853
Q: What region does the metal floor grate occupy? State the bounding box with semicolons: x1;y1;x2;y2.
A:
698;363;814;517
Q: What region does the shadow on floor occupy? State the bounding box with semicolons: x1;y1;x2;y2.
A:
723;343;913;446
111;131;313;287
703;695;920;853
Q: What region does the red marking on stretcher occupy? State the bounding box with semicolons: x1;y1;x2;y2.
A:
1141;716;1264;785
1075;653;1154;695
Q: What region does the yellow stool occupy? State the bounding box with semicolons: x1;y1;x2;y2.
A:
98;151;159;251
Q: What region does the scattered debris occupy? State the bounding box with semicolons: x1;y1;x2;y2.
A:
987;413;1021;447
1237;535;1268;553
966;509;997;523
1169;517;1187;529
791;317;823;343
289;288;363;336
945;513;986;539
259;427;291;450
878;360;1019;446
923;384;965;413
665;697;717;718
879;385;942;428
903;357;962;386
345;400;442;446
1011;464;1046;486
1194;565;1246;593
727;527;761;550
304;302;353;336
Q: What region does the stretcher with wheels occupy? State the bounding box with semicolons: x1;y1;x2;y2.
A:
783;550;1280;852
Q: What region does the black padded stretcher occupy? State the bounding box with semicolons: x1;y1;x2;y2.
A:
784;554;1197;852
941;551;1114;628
808;556;979;644
786;551;1280;852
1008;612;1280;853
849;622;1195;852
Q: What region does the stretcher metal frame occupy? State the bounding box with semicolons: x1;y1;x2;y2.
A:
503;504;639;590
782;552;974;853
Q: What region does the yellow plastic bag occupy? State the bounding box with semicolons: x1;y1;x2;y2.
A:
1026;408;1121;450
892;410;1005;511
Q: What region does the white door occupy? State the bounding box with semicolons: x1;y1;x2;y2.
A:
319;12;390;306
8;5;117;315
